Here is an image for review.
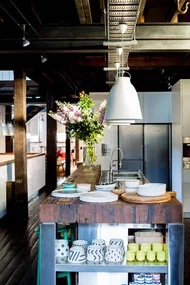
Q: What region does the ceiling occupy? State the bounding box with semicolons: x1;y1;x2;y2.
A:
1;0;190;103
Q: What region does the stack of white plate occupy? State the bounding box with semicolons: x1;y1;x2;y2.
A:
137;183;166;197
124;180;140;193
94;183;116;192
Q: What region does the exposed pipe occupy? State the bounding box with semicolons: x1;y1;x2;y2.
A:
103;40;137;46
104;67;130;71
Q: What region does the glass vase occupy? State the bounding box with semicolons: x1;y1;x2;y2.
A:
84;145;97;166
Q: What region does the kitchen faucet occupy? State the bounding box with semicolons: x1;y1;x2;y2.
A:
109;148;124;176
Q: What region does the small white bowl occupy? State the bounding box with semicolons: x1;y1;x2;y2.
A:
125;180;140;188
125;187;137;193
77;183;91;192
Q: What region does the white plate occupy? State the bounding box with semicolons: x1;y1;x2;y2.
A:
52;189;82;198
95;183;116;190
94;188;113;192
80;191;118;203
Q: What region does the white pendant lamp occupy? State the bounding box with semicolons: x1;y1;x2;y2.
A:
7;122;14;136
105;74;142;125
0;122;9;136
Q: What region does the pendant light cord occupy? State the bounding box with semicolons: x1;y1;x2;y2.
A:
122;33;124;77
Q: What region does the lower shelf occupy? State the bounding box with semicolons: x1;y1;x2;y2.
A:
56;261;168;273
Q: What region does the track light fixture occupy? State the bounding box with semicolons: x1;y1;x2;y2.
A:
22;24;30;47
41;55;48;63
116;47;123;56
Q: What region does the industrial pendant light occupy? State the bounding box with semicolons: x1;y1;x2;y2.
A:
105;73;142;125
105;21;142;125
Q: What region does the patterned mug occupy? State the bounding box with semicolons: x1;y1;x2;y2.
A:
68;246;86;263
87;245;104;262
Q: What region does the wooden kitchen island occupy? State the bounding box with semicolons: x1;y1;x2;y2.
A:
39;165;184;285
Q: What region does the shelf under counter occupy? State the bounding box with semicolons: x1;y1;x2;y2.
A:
56;261;168;273
40;165;184;285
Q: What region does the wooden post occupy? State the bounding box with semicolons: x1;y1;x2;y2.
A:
65;130;71;176
46;89;57;191
14;70;28;218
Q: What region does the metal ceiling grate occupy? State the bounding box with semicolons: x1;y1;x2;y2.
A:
106;0;141;70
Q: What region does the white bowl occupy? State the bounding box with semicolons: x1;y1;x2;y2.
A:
138;183;166;189
125;187;137;193
137;183;166;197
125;180;140;188
77;183;91;192
95;183;116;191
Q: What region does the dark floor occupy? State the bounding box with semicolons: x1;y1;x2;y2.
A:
0;188;189;285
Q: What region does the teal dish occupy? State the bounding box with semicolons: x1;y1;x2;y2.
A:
63;183;76;189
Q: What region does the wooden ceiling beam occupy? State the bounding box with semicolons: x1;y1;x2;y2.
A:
75;0;92;24
128;54;190;67
137;0;147;23
100;0;105;24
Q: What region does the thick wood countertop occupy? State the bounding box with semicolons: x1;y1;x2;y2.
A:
64;165;101;191
40;195;182;224
40;165;183;225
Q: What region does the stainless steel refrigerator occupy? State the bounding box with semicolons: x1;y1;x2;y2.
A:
119;124;171;190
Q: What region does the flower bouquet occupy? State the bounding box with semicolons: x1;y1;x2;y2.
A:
49;91;107;165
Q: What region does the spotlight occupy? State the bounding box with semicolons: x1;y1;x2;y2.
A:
116;47;123;56
41;55;48;63
114;62;120;69
22;24;30;47
119;23;127;34
23;39;30;47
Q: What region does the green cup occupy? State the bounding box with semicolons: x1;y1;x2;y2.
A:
152;243;163;252
157;251;166;262
128;243;139;253
136;250;145;262
126;250;135;262
140;243;151;253
163;243;168;252
147;250;156;262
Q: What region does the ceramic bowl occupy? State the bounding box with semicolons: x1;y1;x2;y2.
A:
109;238;124;247
92;239;106;250
68;246;86;263
125;180;140;188
77;183;91;192
73;239;88;251
87;245;104;262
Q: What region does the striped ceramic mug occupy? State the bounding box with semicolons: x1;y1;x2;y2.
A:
68;246;86;263
109;238;124;247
